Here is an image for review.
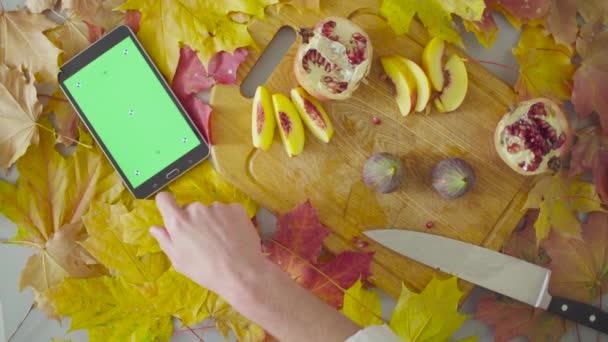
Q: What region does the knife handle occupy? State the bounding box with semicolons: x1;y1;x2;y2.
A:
548;296;608;334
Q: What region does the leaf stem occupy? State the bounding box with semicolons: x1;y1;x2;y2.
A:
7;303;34;342
462;57;518;71
269;239;387;324
35;122;92;149
187;326;205;342
0;239;43;249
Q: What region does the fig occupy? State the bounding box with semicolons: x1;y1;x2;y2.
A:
272;93;305;157
494;98;572;175
432;158;476;199
362;153;405;193
251;85;276;150
294;16;373;101
290;87;334;143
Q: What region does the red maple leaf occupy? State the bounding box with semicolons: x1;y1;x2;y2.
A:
124;10;141;33
300;251;373;307
263;200;373;308
572;22;608;135
569;126;608;201
171;46;249;143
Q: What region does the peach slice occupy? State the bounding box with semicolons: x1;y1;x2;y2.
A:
422;37;445;92
272;93;305;157
434;55;468;113
380;55;418;117
398;57;431;112
290;87;334;143
251;86;276;150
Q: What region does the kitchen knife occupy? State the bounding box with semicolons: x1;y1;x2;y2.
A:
364;229;608;334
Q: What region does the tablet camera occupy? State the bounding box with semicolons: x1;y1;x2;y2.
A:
122;49;129;55
182;137;189;143
134;170;141;176
75;81;81;88
128;109;135;116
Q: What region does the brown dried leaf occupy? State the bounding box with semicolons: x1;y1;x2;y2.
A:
0;11;61;83
0;64;43;168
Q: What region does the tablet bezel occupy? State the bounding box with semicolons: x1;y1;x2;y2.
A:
59;25;210;199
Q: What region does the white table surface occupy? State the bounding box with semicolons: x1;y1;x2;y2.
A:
1;1;606;341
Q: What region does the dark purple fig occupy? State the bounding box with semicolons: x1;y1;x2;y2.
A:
432;158;476;199
362;153;405;193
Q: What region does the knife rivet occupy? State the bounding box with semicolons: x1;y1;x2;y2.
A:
561;304;568;311
589;314;596;322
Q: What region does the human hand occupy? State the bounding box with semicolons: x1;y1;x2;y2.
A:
149;192;265;299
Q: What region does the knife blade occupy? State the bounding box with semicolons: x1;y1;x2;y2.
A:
364;229;608;334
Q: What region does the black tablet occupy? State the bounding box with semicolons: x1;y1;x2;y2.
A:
59;25;209;199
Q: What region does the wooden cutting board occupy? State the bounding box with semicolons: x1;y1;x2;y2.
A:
210;1;532;298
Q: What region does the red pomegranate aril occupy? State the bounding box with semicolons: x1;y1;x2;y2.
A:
507;144;520;153
372;117;381;125
426;221;434;229
352;32;366;43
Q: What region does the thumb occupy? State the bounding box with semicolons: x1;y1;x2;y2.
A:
149;225;173;253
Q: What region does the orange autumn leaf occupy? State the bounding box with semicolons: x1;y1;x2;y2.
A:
0;64;43;169
0;11;61;83
513;26;575;101
463;0;498;48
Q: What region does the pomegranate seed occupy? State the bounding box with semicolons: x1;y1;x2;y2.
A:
507;144;520;153
426;221;434;229
372;117;381;125
352;32;367;43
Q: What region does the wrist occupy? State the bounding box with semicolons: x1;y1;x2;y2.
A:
221;257;272;309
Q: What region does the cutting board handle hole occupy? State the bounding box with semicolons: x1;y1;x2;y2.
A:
240;26;297;98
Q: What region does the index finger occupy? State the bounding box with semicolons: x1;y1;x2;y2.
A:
155;192;182;224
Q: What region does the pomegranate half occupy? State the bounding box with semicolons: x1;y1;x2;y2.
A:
294;16;373;101
494;98;572;175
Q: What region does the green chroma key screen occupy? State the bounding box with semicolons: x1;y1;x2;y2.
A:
64;37;201;188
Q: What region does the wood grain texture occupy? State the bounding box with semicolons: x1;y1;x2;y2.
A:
211;1;532;298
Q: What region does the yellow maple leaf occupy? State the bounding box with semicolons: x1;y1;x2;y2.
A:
524;173;605;242
117;0;276;81
18;222;106;293
513;26;576;101
379;0;486;46
119;199;163;256
389;277;467;341
44;276;174;342
0;64;43;169
341;279;384;327
1;121;122;292
0;11;61;83
81;201;170;284
42;268;264;342
169;160;259;217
